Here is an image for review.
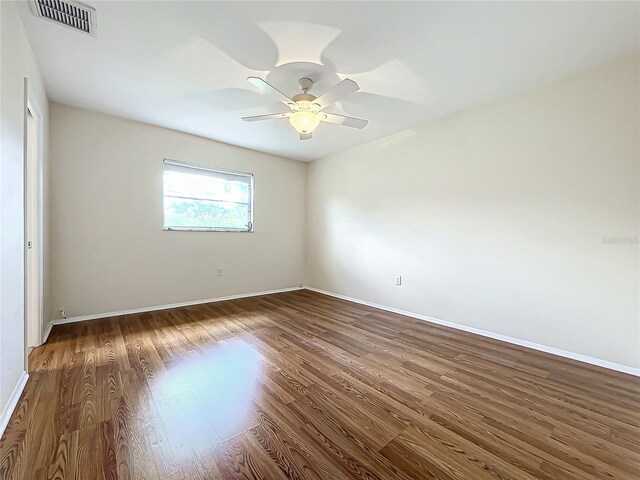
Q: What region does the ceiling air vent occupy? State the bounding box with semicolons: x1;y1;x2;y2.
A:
31;0;96;37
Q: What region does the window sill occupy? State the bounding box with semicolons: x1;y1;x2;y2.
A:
163;227;254;233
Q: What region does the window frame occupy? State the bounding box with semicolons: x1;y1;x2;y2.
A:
162;159;254;233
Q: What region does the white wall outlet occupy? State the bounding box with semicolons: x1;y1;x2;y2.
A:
217;268;223;276
395;276;402;286
60;309;67;319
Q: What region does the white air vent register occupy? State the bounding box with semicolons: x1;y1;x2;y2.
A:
31;0;96;37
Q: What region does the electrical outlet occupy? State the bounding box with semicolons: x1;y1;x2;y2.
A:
217;268;223;277
60;309;67;319
395;276;402;286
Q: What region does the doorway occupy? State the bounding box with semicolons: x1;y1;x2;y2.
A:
25;100;44;353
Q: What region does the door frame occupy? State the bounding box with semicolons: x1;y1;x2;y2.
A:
23;78;45;366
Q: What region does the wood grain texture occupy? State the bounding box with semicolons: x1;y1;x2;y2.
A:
1;290;638;479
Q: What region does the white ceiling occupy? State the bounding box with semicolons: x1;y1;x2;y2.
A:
18;1;640;161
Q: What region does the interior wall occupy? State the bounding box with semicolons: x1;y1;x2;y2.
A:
48;104;306;319
0;0;49;416
306;55;640;369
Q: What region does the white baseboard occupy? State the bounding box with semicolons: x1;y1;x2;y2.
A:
305;287;640;377
49;287;303;327
42;284;638;377
0;371;29;439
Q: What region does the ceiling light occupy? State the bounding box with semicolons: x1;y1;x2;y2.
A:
289;110;321;134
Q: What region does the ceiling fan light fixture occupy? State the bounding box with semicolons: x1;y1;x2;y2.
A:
289;110;321;134
242;76;366;137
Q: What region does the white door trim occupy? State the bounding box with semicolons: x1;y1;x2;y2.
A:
23;78;45;365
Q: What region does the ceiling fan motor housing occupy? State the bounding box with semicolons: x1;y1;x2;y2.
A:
292;93;317;103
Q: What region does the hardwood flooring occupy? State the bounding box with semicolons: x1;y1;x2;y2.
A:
1;289;639;479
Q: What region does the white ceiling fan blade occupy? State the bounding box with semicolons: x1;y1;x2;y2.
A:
320;112;368;129
300;133;312;140
242;112;291;122
314;79;359;110
247;77;294;106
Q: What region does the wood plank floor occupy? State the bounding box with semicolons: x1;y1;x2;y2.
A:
1;290;639;479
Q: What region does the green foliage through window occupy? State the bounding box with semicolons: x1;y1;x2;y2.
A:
163;161;252;231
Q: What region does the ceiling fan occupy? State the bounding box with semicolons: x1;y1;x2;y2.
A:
242;77;368;140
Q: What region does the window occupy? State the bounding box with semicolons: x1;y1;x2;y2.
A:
163;160;253;232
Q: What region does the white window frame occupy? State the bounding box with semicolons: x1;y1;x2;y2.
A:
162;159;254;233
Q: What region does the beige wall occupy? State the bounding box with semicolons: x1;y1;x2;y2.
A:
49;104;306;318
47;56;639;370
1;1;50;416
307;55;640;369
